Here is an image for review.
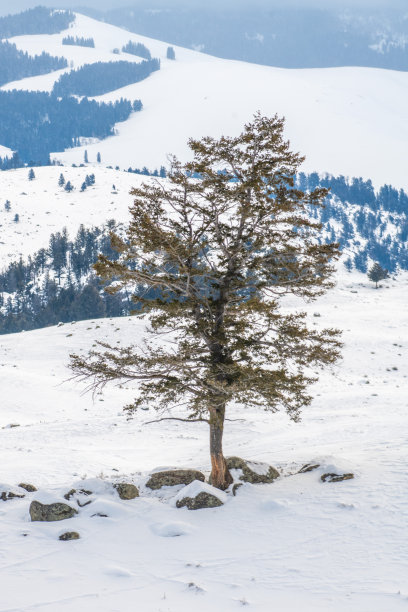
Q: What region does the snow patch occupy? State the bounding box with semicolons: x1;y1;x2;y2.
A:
150;521;193;537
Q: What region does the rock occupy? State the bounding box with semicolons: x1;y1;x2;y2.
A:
176;491;224;510
298;463;320;474
146;469;205;490
29;501;78;522
64;489;77;500
226;456;279;484
59;531;80;541
232;483;243;496
0;490;25;501
321;473;354;483
114;483;139;500
64;488;92;502
18;483;37;492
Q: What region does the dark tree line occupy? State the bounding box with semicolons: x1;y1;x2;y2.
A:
62;36;95;48
0;91;141;164
52;59;160;97
0;41;67;87
126;165;167;177
0;223;131;334
122;40;151;59
297;173;408;273
0;7;75;38
298;172;408;215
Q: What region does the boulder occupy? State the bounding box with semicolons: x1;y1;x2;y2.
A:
321;473;354;483
226;456;279;484
18;483;37;492
114;483;139;500
146;469;205;490
29;501;77;522
176;491;223;510
175;480;226;510
59;531;80;541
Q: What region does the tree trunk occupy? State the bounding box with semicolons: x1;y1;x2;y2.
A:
209;406;233;490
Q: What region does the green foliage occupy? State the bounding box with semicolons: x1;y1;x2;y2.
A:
0;7;75;38
70;114;341;426
52;59;160;98
122;40;151;60
368;262;389;288
0;41;67;87
62;36;95;48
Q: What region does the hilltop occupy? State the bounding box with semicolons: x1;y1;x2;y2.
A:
0;12;406;189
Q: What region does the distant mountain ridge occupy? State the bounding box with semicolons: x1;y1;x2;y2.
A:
84;5;408;71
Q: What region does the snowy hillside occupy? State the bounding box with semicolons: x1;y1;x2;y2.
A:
0;166;144;266
0;270;407;611
2;12;408;190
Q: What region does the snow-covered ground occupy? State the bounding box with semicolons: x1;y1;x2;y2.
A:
0;268;407;611
2;13;408;191
1;11;407;611
0;167;147;266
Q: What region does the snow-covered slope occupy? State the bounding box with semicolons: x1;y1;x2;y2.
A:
2;13;408;191
0;166;145;266
0;270;407;611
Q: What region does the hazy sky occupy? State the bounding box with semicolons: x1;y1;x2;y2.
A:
1;0;407;14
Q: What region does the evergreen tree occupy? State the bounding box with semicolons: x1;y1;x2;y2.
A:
4;200;11;211
97;152;101;163
28;168;35;180
73;284;106;320
84;150;89;164
70;114;342;490
64;180;74;192
368;262;389;288
13;213;19;223
81;181;87;192
58;173;65;187
166;46;176;60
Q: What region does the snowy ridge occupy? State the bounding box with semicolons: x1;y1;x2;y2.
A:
0;13;407;190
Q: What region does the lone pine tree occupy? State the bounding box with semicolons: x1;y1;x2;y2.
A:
368;262;389;288
69;114;342;490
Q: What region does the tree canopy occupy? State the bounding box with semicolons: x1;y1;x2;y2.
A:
70;113;342;489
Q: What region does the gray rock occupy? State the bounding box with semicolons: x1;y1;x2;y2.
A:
146;469;205;490
64;489;77;500
18;483;37;492
0;490;25;502
59;531;80;541
298;463;320;474
176;491;224;510
29;501;78;522
226;456;279;484
232;483;243;496
64;488;92;501
114;483;139;500
321;473;354;483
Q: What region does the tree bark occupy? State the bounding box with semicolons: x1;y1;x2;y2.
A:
209;405;233;490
